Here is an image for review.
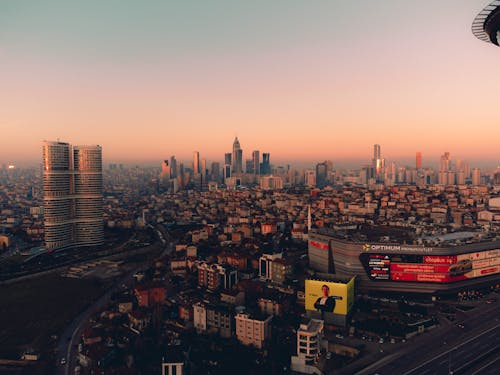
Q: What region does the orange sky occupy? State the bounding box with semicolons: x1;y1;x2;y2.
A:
0;1;499;167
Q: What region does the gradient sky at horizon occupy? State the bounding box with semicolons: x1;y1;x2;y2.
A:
1;0;499;167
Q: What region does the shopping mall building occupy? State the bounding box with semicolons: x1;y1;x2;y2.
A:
308;228;500;295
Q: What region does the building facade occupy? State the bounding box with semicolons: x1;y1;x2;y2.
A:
43;141;103;251
308;228;500;294
291;319;324;374
235;312;272;349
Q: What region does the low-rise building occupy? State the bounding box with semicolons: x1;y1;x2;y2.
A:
235;312;272;349
197;262;238;290
134;284;166;307
271;258;293;284
291;319;325;375
193;302;234;338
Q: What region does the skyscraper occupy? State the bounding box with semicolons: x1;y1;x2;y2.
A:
232;137;243;174
372;144;383;179
261;153;271;175
472;168;481;186
73;145;104;247
193;151;200;174
416;152;422;169
210;162;220;182
252;150;260;175
201;158;207;181
43;141;103;251
170;156;177;178
373;144;381;161
245;159;254;174
315;162;328;187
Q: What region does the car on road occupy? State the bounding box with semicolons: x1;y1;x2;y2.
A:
60;357;67;365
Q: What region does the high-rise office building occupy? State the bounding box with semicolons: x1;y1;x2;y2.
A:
193;151;200;174
43;141;103;251
224;152;232;166
472;168;481;186
223;164;231;181
201;158;207;180
373;144;381;161
316;162;328;187
232;137;243;174
252;150;260;175
261;153;271;175
372;144;384;179
416;152;422;169
210;162;220;182
170;156;177;178
245;159;254;174
304;170;316;187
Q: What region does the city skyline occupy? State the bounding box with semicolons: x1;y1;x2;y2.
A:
1;0;500;166
2;2;500;375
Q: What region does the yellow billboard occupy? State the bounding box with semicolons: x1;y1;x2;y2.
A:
305;278;354;316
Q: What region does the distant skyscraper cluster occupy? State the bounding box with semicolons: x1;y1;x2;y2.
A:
220;138;271;183
438;151;474;186
43;141;103;251
155;140;488;193
158;137;274;191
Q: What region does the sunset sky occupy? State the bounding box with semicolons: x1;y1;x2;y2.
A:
1;0;499;168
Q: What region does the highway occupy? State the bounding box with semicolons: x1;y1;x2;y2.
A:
402;325;500;375
355;295;500;375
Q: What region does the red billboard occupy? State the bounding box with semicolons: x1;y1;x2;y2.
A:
362;249;500;283
423;255;456;264
390;263;451;274
310;240;329;251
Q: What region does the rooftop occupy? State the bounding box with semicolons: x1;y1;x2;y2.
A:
314;226;500;248
299;318;324;334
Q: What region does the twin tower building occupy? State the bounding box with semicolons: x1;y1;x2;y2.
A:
43;141;103;251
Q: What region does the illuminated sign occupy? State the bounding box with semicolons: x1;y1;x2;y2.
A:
360;249;500;283
423;255;456;264
310;240;329;251
362;243;434;253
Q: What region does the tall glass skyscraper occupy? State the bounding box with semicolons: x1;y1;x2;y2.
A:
43;141;103;251
232;137;243;174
